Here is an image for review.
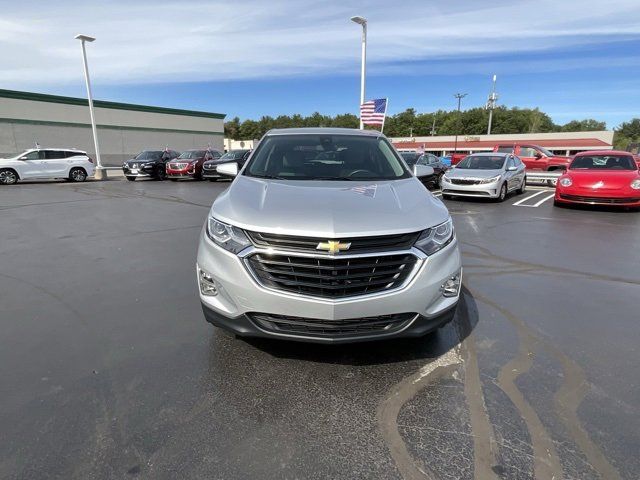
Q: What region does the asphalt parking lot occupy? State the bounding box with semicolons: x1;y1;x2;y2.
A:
1;178;639;480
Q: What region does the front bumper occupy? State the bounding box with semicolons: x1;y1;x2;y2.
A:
555;189;640;207
202;165;222;178
123;165;157;177
441;178;501;198
167;171;197;179
196;229;462;343
201;302;457;343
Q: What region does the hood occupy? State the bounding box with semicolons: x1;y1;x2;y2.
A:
211;176;450;238
447;168;503;179
566;170;639;190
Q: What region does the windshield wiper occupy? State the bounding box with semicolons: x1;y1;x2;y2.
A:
303;176;357;181
247;173;289;180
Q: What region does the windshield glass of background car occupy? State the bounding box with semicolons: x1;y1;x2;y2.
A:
245;135;410;180
570;155;636;170
538;146;554;156
220;151;246;160
400;152;418;166
456;155;506;170
135;151;163;160
178;150;206;159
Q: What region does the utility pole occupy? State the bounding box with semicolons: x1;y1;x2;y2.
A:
430;115;437;136
453;93;467;156
485;74;498;135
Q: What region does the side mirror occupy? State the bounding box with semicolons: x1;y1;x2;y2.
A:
534;152;543;159
413;164;434;178
217;162;238;177
19;156;28;161
506;166;518;172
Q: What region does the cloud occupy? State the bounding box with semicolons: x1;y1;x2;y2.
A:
0;0;639;87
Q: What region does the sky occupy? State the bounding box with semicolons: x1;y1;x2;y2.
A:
1;0;640;129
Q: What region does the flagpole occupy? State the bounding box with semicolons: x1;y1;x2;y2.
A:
381;98;389;134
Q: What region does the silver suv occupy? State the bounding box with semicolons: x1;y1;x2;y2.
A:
196;128;462;343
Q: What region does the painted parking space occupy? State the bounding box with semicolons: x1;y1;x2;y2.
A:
512;189;556;207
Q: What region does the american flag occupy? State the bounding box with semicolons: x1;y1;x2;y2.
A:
360;98;387;126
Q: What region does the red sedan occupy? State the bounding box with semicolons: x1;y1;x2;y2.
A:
555;150;640;208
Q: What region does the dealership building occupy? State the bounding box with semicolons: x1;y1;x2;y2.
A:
0;89;225;166
391;131;615;157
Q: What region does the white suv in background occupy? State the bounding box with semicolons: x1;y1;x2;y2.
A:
0;148;95;185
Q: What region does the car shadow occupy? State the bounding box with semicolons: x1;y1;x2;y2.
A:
214;287;478;366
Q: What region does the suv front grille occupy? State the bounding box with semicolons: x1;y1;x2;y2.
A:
246;231;420;254
249;312;416;338
246;253;418;298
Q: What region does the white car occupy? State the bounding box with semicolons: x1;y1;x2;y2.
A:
0;148;95;185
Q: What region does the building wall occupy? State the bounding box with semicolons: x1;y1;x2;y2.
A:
391;131;615;157
0;90;225;166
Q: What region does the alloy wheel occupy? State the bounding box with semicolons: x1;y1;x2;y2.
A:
0;170;18;185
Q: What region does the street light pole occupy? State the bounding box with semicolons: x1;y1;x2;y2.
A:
351;16;367;129
486;74;498;135
453;93;467;157
75;34;106;180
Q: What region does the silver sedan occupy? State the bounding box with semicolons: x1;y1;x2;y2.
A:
441;152;526;201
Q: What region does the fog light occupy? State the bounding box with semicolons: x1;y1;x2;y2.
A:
441;274;461;298
199;269;218;296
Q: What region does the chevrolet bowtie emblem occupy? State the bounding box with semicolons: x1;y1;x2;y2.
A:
316;240;351;254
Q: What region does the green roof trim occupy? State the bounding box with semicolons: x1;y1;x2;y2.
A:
0;117;224;136
0;88;226;120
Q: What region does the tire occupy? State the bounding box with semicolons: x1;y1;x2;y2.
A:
209;178;217;182
0;168;19;185
69;167;87;182
496;183;507;202
126;176;136;181
547;178;558;187
517;176;526;194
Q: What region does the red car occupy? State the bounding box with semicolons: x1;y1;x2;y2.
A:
554;150;640;208
166;149;218;181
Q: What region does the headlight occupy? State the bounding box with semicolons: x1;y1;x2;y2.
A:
631;179;640;190
206;217;251;254
560;177;572;187
414;218;454;255
479;175;501;184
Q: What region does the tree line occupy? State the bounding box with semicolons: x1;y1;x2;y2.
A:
224;107;640;150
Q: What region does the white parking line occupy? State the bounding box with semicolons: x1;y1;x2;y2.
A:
515;193;556;208
512;190;547;206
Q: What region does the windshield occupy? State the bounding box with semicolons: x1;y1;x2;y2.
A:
245;134;410;181
570;155;637;170
220;150;247;160
537;146;554;157
456;155;506;170
178;150;206;159
400;152;418;165
135;151;163;160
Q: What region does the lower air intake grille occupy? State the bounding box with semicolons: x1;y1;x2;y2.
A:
560;194;640;204
249;312;417;338
246;253;418;298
